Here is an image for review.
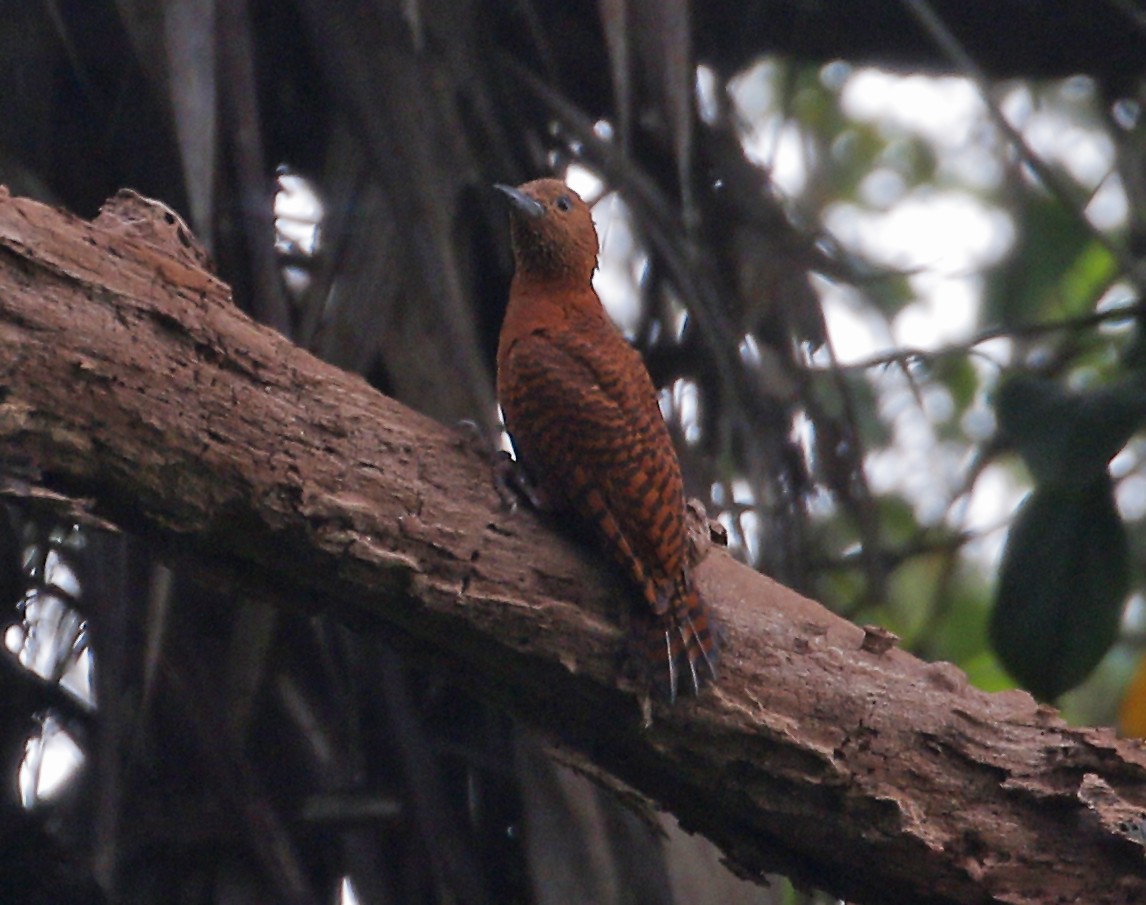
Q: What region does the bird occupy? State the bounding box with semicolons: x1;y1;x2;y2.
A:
494;178;718;702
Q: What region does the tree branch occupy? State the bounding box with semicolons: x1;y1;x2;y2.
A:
1;186;1144;904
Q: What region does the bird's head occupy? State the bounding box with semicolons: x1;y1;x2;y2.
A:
495;179;599;283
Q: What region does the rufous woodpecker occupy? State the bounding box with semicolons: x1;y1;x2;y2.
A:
495;178;718;701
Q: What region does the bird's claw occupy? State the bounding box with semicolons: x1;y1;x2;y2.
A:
493;453;551;512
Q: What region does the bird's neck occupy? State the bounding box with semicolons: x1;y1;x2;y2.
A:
499;274;606;346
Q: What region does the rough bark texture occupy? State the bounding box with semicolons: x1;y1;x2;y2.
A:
1;186;1145;905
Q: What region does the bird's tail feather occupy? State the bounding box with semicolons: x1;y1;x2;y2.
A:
638;583;718;702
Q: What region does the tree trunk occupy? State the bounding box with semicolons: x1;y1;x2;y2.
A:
1;186;1144;905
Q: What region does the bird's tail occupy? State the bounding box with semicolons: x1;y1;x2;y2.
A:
641;581;718;702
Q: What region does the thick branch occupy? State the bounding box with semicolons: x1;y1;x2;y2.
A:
0;187;1144;905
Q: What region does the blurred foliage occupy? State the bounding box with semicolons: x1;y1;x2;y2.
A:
0;1;1143;904
759;68;1146;716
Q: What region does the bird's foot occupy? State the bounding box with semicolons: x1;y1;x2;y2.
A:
493;453;551;512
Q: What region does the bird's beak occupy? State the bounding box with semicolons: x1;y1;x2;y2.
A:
494;183;545;219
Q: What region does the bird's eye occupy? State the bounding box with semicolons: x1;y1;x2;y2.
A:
555;196;572;212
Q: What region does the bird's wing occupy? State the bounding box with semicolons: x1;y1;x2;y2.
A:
499;330;687;610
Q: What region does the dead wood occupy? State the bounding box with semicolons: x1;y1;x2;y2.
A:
0;186;1144;905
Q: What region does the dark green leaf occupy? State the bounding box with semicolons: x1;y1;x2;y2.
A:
995;375;1146;488
991;478;1130;700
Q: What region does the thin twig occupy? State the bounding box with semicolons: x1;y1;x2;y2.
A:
815;299;1143;373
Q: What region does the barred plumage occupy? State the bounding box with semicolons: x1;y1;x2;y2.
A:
495;179;718;701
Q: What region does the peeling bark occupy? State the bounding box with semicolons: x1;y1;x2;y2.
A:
0;186;1144;904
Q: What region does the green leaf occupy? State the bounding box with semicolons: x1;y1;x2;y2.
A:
961;650;1019;694
888;554;944;643
990;478;1130;700
1060;240;1117;317
876;495;920;546
933;356;978;414
924;574;993;665
984;195;1093;327
995;375;1146;488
